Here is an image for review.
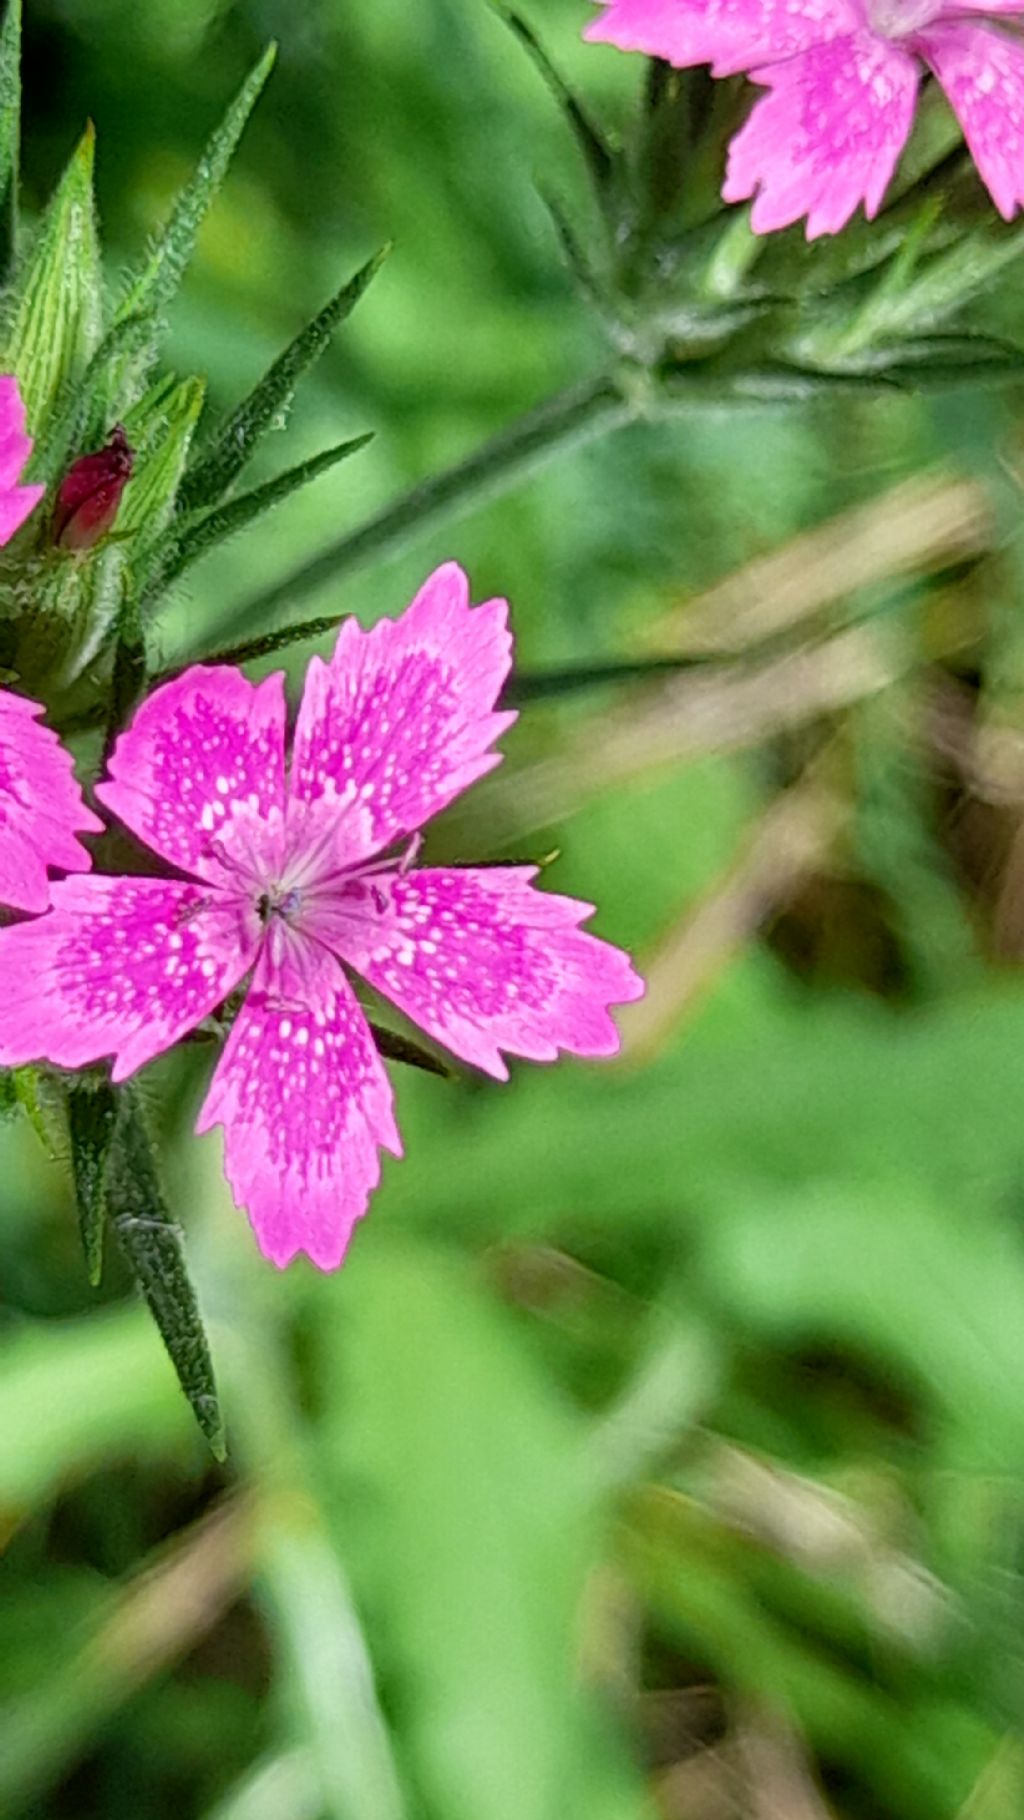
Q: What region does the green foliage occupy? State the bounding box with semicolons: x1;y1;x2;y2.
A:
179;246;388;515
106;1086;226;1460
66;1076;117;1285
4;4;1024;1820
149;430;373;602
4;124;101;433
0;0;21;275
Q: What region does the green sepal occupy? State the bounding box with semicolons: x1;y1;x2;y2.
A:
4;122;102;435
179;245;389;514
0;0;22;280
14;1065;66;1161
27;309;158;488
104;43;277;413
67;1075;118;1287
118;374;206;573
106;1083;226;1460
146;430;372;605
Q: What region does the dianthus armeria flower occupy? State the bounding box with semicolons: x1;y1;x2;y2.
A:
0;564;643;1269
0;375;101;910
585;0;1024;237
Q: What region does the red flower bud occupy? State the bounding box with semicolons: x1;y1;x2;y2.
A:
53;424;134;552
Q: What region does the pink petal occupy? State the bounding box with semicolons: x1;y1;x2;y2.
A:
0;376;44;544
97;665;288;881
583;0;858;76
0;689;102;913
0;875;257;1081
290;562;516;866
196;940;401;1271
723;32;918;237
917;23;1024;221
322;866;644;1081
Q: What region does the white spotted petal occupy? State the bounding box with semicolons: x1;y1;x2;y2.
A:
290;560;516;867
0;876;258;1081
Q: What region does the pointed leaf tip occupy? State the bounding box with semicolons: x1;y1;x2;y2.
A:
108;43;278;410
179;245;389;512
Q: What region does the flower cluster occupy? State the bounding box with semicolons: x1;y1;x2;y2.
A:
586;0;1024;237
0;377;642;1270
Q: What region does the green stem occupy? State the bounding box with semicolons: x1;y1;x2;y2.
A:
209;372;635;644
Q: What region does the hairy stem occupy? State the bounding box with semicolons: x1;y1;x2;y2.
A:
208;371;636;643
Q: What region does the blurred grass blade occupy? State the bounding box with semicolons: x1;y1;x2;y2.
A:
0;1307;192;1516
0;0;21;277
67;1076;118;1287
0;1495;257;1816
204;1750;321;1820
5;123;102;433
150;431;373;601
324;1238;604;1820
495;6;614;204
179;246;388;513
106;1084;226;1459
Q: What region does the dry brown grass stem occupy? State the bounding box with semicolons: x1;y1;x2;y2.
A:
648;469;993;657
615;768;844;1064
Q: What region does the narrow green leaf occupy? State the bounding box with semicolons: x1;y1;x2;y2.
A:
179;246;389;513
495;6;615;203
504;654;710;702
368;1023;452;1079
67;1077;118;1287
148;431;372;603
158;613;354;676
0;0;22;278
5;123;102;433
106;1085;226;1459
114;44;276;327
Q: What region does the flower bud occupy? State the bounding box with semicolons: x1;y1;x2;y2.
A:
53;424;134;552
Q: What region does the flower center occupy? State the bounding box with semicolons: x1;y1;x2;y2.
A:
256;883;304;926
866;0;944;36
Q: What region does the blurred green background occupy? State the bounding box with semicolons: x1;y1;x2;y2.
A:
5;2;1024;1816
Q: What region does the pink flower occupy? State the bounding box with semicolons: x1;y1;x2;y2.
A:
0;376;101;910
0;374;45;544
0;564;643;1270
0;692;103;912
585;1;1024;237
